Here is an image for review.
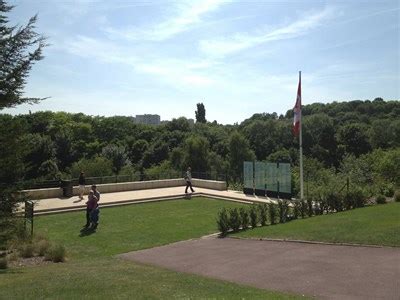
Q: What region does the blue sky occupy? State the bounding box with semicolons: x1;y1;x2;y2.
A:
4;0;400;124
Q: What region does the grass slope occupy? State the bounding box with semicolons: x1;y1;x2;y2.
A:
1;197;304;299
235;203;400;246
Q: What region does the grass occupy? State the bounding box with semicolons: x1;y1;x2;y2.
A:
0;197;304;299
234;202;400;247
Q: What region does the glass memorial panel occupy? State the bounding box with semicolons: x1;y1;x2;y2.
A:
243;161;254;189
254;161;266;191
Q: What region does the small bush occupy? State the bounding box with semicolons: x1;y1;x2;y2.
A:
217;208;230;237
293;201;300;219
45;244;66;263
239;207;249;230
394;191;400;202
0;257;7;269
350;188;367;208
249;206;258;229
380;184;394;197
258;204;268;226
7;251;18;262
19;243;34;258
269;203;277;225
229;208;241;232
375;195;386;205
300;200;307;218
326;192;344;212
35;239;50;256
278;200;290;223
306;199;313;217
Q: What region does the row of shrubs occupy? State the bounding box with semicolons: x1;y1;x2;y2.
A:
217;202;291;237
217;189;400;237
0;235;66;269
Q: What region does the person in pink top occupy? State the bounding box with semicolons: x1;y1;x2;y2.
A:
85;190;98;227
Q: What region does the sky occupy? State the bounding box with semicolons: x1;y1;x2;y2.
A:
3;0;400;124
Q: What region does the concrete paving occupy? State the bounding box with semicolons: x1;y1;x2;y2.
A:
26;187;274;215
119;237;400;300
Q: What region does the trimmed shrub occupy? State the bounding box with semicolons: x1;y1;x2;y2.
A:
229;208;241;232
293;201;300;219
375;195;386;205
269;203;277;225
258;204;268;226
300;200;307;218
217;208;230;237
35;239;50;256
0;257;7;269
45;244;66;263
394;190;400;202
278;200;290;223
19;243;34;258
239;207;249;230
306;199;313;217
249;206;258;229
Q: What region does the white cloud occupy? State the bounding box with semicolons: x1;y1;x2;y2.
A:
200;6;335;57
104;0;228;41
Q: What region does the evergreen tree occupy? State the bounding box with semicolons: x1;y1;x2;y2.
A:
195;103;206;123
0;0;47;109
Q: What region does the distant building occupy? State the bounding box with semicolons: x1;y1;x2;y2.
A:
187;118;195;126
135;114;161;125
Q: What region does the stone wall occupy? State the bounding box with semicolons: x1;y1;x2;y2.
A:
22;178;227;200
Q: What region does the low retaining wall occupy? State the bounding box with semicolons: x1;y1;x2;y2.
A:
22;178;227;200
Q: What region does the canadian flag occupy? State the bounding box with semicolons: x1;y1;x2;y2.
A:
293;74;301;136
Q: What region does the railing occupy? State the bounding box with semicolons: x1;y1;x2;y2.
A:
19;171;227;190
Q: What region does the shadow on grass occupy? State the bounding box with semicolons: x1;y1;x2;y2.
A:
0;268;23;275
79;226;97;237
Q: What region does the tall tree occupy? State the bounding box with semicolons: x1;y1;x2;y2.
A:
0;0;47;246
0;0;47;109
195;103;206;123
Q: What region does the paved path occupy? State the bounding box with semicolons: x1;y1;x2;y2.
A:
27;187;274;215
119;237;400;300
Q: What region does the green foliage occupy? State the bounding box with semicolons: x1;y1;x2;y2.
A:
375;195;386;205
239;207;249;230
293;202;300;219
228;131;255;181
102;144;130;174
228;208;241;232
195;103;206;123
258;204;268;226
268;203;277;225
300;200;307;218
249;205;258;228
69;156;113;178
306;199;313;217
0;1;47;109
183;135;209;172
394;191;400;203
35;239;50;256
0;257;7;269
44;244;66;263
19;243;34;258
216;208;230;237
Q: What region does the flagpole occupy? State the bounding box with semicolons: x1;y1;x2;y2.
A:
299;71;304;200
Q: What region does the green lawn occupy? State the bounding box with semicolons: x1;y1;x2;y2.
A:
0;197;304;299
234;202;400;247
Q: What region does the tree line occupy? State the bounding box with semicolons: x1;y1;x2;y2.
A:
0;99;398;193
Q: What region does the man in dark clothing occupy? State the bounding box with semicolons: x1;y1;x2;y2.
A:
78;171;85;200
185;167;195;194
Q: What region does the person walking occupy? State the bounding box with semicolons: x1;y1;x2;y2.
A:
78;171;85;200
185;167;195;194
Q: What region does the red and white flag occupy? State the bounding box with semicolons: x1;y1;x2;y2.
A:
293;74;301;136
